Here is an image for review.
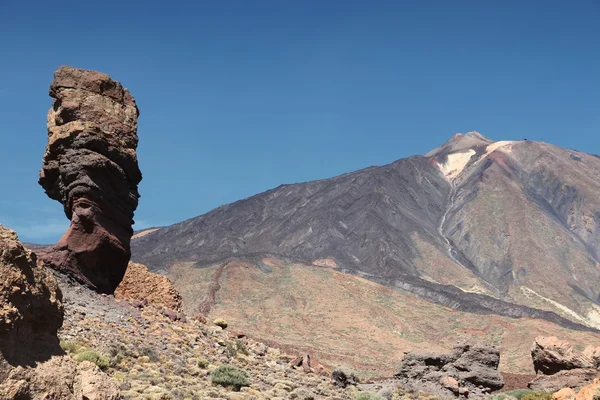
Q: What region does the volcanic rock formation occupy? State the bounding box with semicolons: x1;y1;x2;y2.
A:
528;336;600;392
38;66;142;294
394;343;504;398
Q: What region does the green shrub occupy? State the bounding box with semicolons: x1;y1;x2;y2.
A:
210;364;249;390
353;392;383;400
521;392;552;400
197;358;209;369
60;340;83;354
74;350;110;370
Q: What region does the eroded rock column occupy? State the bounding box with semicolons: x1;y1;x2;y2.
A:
38;66;142;293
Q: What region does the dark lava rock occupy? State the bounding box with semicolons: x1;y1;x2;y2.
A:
395;343;504;398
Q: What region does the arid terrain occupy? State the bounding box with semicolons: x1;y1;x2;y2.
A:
167;257;600;377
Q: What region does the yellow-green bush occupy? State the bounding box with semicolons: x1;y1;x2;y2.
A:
74;350;110;370
213;318;228;329
353;392;383;400
521;392;552;400
60;340;83;354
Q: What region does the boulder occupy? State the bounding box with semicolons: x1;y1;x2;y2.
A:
38;65;142;294
528;369;598;392
115;262;183;312
331;368;359;388
395;343;503;398
532;336;593;375
552;387;576;400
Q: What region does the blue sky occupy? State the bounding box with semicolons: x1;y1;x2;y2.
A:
1;1;599;243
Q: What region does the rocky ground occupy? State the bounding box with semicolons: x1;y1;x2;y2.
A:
56;272;410;400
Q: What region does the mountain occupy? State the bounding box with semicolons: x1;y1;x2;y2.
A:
132;133;600;330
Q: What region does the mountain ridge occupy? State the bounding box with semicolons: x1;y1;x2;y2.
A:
132;133;600;330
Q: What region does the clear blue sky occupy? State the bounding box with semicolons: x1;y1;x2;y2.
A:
1;1;599;243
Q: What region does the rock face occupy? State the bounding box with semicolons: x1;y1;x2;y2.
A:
394;343;504;398
0;224;63;372
115;262;183;312
528;336;599;392
0;224;120;399
38;65;142;294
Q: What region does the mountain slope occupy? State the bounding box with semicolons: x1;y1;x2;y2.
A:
166;257;600;376
131;133;600;328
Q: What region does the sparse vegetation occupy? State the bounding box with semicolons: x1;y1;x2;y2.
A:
224;341;238;357
234;339;249;355
210;364;250;390
521;392;553;400
196;358;209;368
140;346;159;362
60;340;83;354
353;392;383;400
74;349;110;370
489;390;550;400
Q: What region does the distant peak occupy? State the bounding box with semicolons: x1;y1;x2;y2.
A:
425;131;493;157
464;131;492;141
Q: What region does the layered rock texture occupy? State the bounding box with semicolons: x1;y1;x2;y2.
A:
394;343;504;398
528;336;600;392
39;66;142;294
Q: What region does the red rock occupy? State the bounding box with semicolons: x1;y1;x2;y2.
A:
115;262;182;312
228;330;246;339
38;66;142;294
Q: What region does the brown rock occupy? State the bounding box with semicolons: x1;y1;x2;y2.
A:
78;361;121;400
0;224;63;371
553;387;577;400
0;357;120;400
532;336;593;375
575;377;600;400
115;262;182;312
528;369;598;392
38;65;142;294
